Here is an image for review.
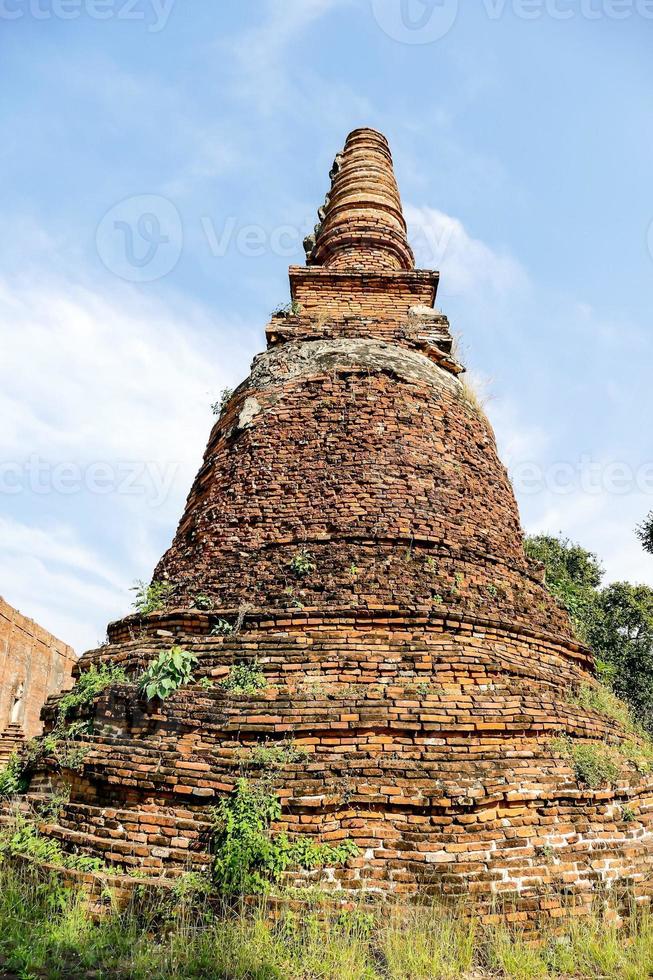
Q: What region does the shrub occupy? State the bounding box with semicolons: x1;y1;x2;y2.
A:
131;579;174;615
0;666;127;800
139;646;198;701
59;663;128;722
211;779;358;896
568;682;650;739
289;550;315;579
0;755;28;800
223;661;267;696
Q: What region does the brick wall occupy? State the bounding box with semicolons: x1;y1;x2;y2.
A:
0;596;76;739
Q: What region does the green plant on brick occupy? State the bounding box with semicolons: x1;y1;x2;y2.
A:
289;550;315;579
551;735;620;788
139;646;198;701
131;579;174;615
568;683;640;735
284;587;305;610
248;740;310;769
211;387;233;417
58;664;128;722
210;619;234;636
210;779;358;896
193;594;214;611
0;754;29;800
0;813;108;873
223;661;267;697
272;300;301;318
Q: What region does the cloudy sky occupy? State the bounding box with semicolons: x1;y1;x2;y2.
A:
1;0;652;652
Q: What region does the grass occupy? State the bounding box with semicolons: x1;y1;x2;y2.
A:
4;863;653;978
555;682;653;786
568;682;641;734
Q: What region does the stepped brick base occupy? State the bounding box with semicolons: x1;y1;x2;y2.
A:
18;608;653;926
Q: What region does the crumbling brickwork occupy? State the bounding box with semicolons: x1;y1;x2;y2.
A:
0;596;75;761
20;129;653;927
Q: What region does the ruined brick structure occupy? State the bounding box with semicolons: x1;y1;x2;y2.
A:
0;596;75;763
22;129;653;924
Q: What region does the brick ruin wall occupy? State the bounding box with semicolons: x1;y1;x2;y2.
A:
0;597;76;759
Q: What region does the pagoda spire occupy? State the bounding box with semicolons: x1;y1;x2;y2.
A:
306;127;415;273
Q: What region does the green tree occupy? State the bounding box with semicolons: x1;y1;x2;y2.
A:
525;534;653;734
524;534;603;644
589;582;653;733
637;512;653;556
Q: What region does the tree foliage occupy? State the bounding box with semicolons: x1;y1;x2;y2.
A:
526;533;653;733
525;535;603;644
637;512;653;556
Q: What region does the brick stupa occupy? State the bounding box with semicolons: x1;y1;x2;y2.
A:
27;129;653;921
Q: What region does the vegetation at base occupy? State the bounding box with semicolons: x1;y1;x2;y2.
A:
210;778;358;897
139;646;198;701
223;660;267;696
0;818;106;874
5;863;653;979
131;579;174;615
0;754;28;799
526;533;653;733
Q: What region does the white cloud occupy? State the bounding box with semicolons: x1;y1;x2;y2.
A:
405;204;529;298
0;520;123;652
0;271;258;652
226;0;354;112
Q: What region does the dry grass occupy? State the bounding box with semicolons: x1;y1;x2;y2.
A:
2;863;653;978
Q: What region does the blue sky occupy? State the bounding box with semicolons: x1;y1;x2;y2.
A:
1;0;652;651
